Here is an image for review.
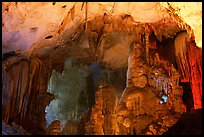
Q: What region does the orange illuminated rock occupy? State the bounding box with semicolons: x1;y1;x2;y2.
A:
46;120;61;135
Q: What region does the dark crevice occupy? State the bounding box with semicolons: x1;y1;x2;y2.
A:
180;82;194;111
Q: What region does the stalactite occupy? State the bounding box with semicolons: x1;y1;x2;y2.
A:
85;2;88;33
2;57;30;127
57;3;77;35
2;50;56;135
145;25;150;65
174;31;190;82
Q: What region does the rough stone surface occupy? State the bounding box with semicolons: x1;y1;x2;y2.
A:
46;120;61;135
85;82;118;135
2;4;202;135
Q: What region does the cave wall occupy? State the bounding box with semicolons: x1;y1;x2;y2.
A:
188;39;202;109
2;54;53;134
83;40;186;135
2;10;202;135
2;2;202;53
174;31;202;109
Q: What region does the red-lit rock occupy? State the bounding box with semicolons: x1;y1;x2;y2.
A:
188;41;202;109
174;32;202;110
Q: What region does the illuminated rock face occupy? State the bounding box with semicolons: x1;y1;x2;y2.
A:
46;120;61;135
2;3;202;135
85;82;118;135
188;42;202;109
127;43;148;88
2;2;202;53
174;32;202;109
114;41;185;135
83;31;187;135
166;68;184;113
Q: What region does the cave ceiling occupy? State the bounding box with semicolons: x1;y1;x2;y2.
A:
2;2;202;135
2;2;202;55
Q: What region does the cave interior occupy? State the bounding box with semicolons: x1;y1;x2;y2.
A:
2;2;202;135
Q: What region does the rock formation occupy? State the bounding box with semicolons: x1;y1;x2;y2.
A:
46;120;61;135
2;2;202;135
85;82;118;135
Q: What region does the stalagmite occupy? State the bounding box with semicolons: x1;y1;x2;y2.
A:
84;82;118;135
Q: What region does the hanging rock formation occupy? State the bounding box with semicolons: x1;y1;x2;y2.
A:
84;39;186;135
2;3;202;135
2;50;56;134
